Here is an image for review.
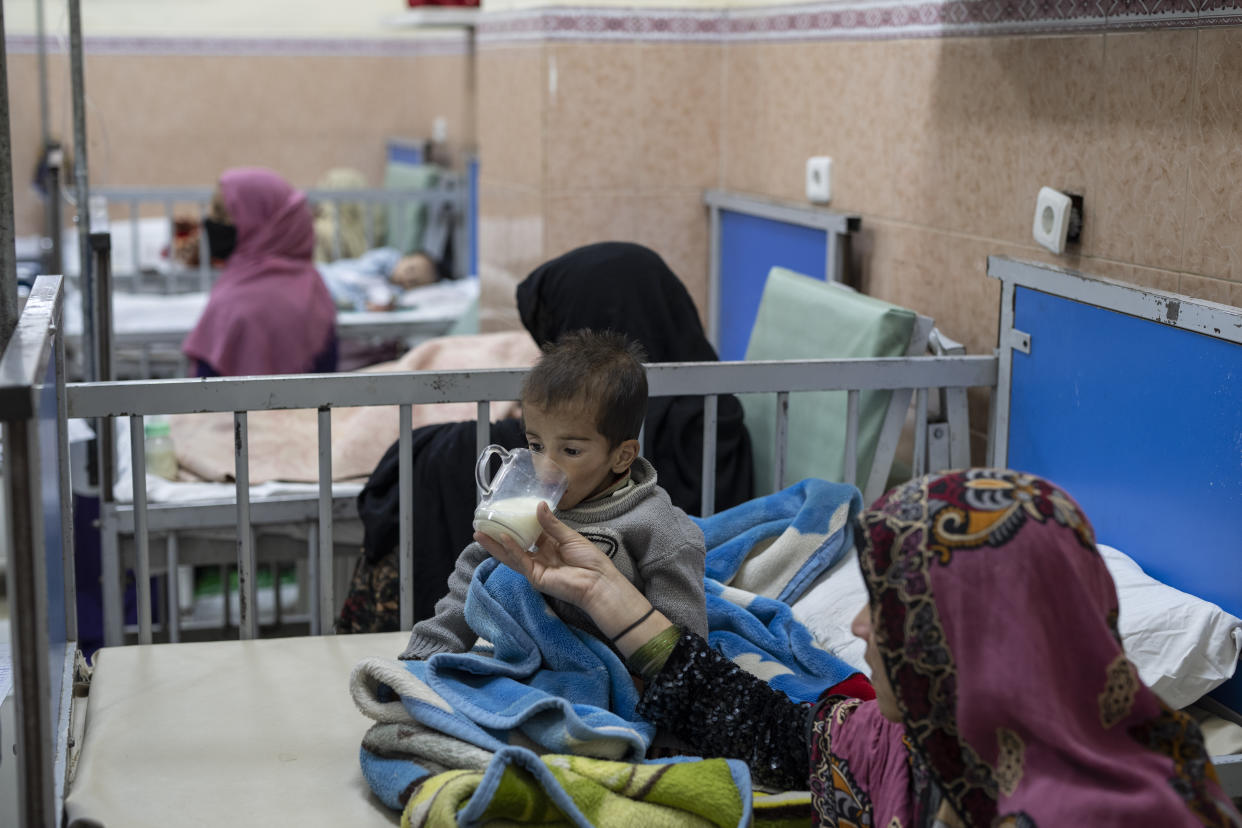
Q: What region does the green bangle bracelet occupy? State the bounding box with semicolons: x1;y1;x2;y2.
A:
627;625;682;681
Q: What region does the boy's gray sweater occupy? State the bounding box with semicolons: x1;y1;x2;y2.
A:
400;456;707;660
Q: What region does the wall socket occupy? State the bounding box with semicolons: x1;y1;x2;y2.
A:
806;156;832;203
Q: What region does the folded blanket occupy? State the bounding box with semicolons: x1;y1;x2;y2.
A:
696;478;863;605
697;478;864;701
351;558;652;763
402;746;769;828
171;330;540;484
359;721;494;812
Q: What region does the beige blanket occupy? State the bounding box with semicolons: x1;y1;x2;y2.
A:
170;331;542;485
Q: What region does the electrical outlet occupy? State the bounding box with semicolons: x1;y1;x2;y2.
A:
806;156;832;203
1032;187;1084;254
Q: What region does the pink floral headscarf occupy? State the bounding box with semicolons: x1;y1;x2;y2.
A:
810;469;1241;827
182;167;337;376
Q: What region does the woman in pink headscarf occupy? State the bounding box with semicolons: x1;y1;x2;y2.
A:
479;468;1242;827
183;167;338;376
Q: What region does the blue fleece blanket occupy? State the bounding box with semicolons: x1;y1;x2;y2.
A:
698;478;863;702
353;478;864;813
698;477;863;605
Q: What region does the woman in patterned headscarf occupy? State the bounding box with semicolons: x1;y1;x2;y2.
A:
480;468;1242;827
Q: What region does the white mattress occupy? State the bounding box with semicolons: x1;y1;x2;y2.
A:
65;631;408;828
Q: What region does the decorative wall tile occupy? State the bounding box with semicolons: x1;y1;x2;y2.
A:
1178;273;1238;304
1089;31;1194;271
906;37;1032;242
470;0;1242;46
1198;0;1242;22
1105;0;1198;27
1017;35;1106;257
800;40;895;218
721;44;770;195
544;43;641;192
479;46;546;191
1184;28;1242;281
632;190;713;314
634;43;725;191
543;192;639;259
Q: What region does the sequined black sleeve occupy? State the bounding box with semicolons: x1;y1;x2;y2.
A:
635;631;812;791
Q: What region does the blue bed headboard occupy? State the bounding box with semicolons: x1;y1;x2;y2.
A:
988;256;1242;713
705;190;860;361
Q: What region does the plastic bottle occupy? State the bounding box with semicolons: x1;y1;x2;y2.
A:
144;418;178;481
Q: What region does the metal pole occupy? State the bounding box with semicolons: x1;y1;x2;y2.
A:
316;408;334;633
92;233;118;644
36;0;50;146
235;411;257;640
68;0;96;381
44;146;63;279
0;2;19;349
55;308;79;644
4;419;57;828
91;233;112;381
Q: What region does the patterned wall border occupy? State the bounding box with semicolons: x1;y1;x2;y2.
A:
5;0;1237;54
475;0;1239;44
3;33;469;58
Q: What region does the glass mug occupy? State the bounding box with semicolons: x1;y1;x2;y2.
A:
473;445;569;551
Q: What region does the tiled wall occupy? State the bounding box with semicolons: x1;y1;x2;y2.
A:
479;27;1242;328
477;41;726;330
6;46;467;236
475;25;1242;456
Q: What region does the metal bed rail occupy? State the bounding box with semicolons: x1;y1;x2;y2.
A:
66;353;998;646
1;276;77;828
83;178;470;293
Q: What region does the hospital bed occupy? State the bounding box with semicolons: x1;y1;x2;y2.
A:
52;178;476;380
4;259;1240;825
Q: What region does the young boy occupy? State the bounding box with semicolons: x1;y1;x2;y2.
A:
400;329;708;659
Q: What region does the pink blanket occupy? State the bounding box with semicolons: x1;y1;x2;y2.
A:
170;331;542;484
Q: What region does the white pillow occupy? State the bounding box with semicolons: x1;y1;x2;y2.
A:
789;544;1242;709
1098;544;1242;709
791;550;870;677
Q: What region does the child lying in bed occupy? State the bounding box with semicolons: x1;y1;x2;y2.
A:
401;329;708;660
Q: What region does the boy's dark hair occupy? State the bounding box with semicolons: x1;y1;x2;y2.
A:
521;330;648;448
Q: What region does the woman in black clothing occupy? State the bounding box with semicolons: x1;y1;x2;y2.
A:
336;242;754;633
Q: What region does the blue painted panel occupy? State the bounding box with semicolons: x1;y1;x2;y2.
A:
39;356;68;735
386;140;425;166
718;211;827;361
1007;286;1242;711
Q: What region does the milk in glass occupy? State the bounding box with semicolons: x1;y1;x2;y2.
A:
473;496;549;550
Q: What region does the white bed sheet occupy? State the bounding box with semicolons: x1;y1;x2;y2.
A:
49;217;176;278
65;631;408;828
